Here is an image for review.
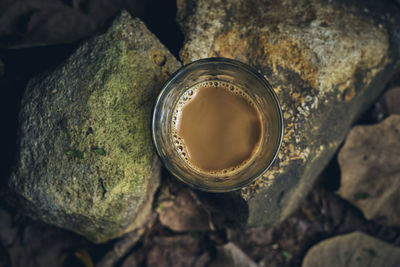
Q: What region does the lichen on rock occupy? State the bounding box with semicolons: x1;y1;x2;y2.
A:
177;0;400;226
9;11;181;243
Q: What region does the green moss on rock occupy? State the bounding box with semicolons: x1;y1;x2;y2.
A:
9;11;180;243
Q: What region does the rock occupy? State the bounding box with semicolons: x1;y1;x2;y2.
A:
325;191;347;228
225;187;369;267
177;0;400;226
158;189;212;232
3;220;85;267
0;0;146;48
335;205;377;236
302;231;400;267
381;87;400;115
121;253;142;267
376;227;399;243
9;11;180;243
258;256;281;267
209;242;258;267
245;227;275;246
96;227;146;267
373;87;400;121
0;207;17;247
0;203;86;267
146;235;205;267
337;115;400;227
195;190;249;227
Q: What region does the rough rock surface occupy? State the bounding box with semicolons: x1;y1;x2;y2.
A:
376;87;400;119
145;235;206;267
337;115;400;227
302;231;400;267
158;189;212;232
209;242;258;267
382;87;400;115
9;11;180;243
0;0;146;48
177;0;400;226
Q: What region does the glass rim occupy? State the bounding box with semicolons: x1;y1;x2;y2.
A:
152;57;284;192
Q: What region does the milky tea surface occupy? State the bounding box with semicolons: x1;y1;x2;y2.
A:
172;81;263;175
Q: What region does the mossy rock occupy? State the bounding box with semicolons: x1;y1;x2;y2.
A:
9;11;180;243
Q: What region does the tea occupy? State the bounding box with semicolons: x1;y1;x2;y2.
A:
172;81;263;174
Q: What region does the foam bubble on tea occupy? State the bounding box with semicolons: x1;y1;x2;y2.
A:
172;80;263;175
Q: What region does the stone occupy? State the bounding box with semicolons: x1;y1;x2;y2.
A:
381;87;400;115
335;206;377;235
121;253;142;267
302;231;400;267
7;223;83;267
209;242;258;267
9;11;180;243
337;115;400;227
376;227;399;243
246;227;275;246
374;87;400;121
158;189;212;232
0;0;147;48
146;235;204;267
177;0;400;227
0;207;17;247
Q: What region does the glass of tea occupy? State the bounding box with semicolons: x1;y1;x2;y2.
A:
152;57;283;192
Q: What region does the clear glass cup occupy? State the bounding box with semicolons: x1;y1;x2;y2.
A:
152;57;283;192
